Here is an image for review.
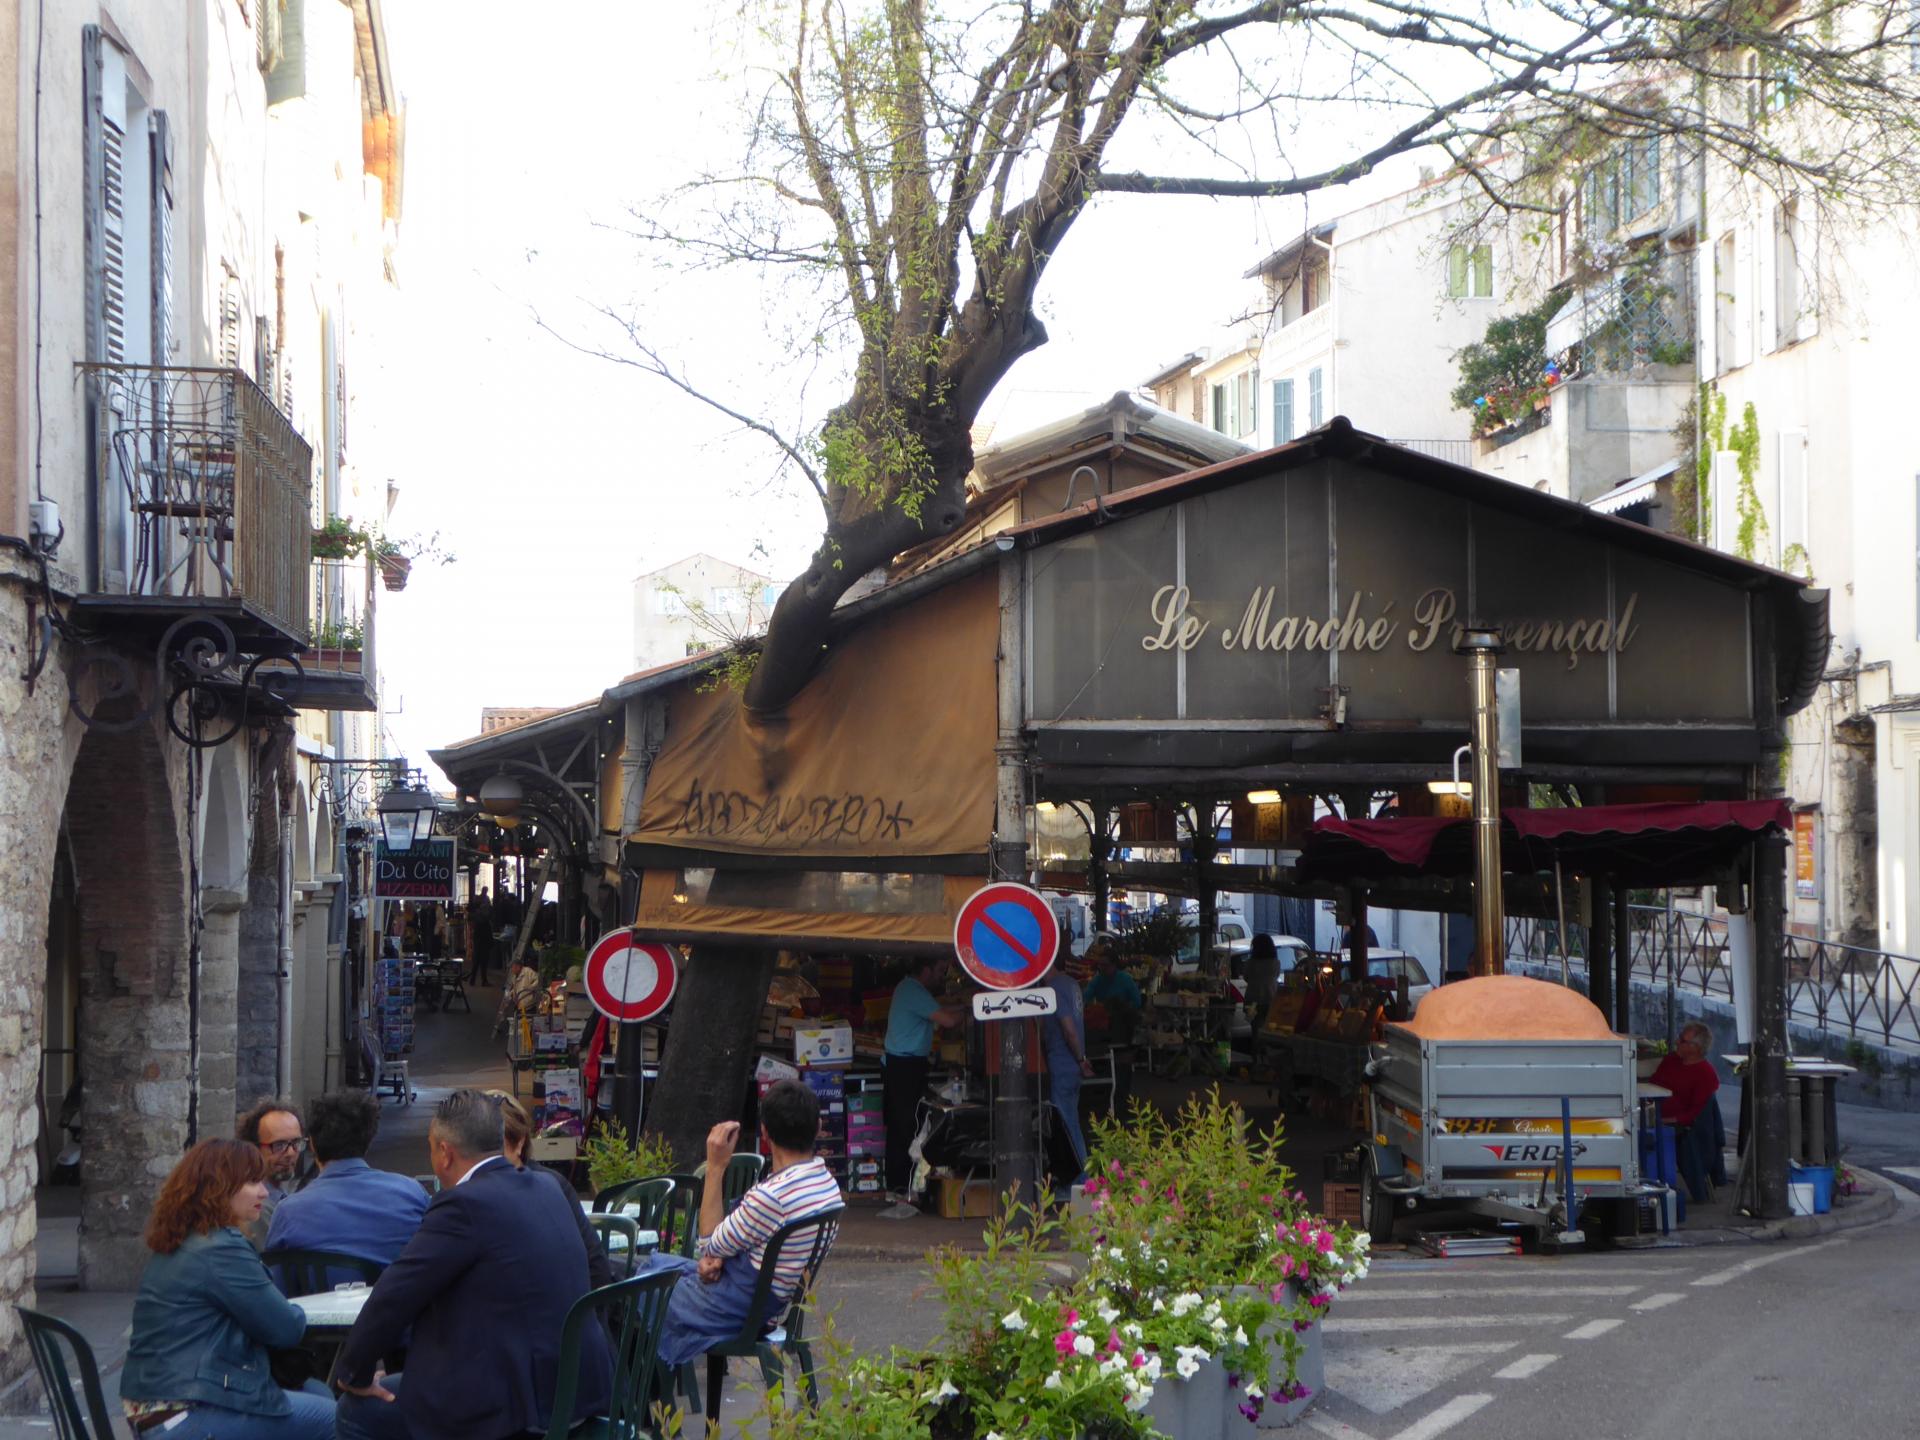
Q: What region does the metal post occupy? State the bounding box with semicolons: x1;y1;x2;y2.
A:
1088;803;1111;935
1457;629;1507;976
993;548;1037;1213
1752;835;1790;1219
614;1019;645;1138
1664;887;1677;1047
1613;884;1633;1033
1590;878;1614;1021
1348;888;1370;987
1194;804;1219;977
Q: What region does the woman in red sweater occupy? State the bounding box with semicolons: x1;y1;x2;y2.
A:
1650;1022;1728;1199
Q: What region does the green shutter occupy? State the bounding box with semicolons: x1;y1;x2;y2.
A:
1447;245;1467;298
1472;245;1493;298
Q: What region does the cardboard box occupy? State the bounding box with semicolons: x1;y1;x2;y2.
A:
936;1176;996;1220
755;1054;800;1083
795;1026;853;1064
852;1176;883;1194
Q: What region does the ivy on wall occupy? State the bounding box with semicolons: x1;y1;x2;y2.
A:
1692;384;1770;564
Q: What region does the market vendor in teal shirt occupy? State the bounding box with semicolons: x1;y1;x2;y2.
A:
880;958;966;1219
1083;936;1141;1014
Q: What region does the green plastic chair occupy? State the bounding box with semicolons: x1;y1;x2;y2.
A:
663;1173;702;1257
260;1248;385;1297
543;1269;681;1440
585;1214;641;1278
593;1174;671;1216
723;1152;766;1213
14;1306;117;1440
680;1206;844;1420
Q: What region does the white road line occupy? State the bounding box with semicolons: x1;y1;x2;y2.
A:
1493;1354;1559;1381
1388;1394;1496;1440
1563;1319;1623;1340
1889;1166;1920;1181
1338;1285;1640;1302
1325;1314;1572;1333
1630;1292;1685;1312
1690;1234;1851;1288
1307;1414;1376;1440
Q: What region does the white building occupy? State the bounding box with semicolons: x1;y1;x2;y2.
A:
632;553;781;670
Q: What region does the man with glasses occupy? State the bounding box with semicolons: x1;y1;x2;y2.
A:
238;1097;310;1247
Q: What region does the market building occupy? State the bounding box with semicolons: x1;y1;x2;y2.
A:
435;414;1826;1222
0;0;414;1391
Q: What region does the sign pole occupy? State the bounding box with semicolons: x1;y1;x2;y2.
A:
613;927;643;1137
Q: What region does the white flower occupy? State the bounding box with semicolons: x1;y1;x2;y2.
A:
1138;1242;1154;1258
1108;1246;1125;1261
1073;1334;1096;1357
1124;1382;1154;1411
1201;1299;1222;1323
1122;1322;1143;1340
1143;1355;1163;1382
1099;1353;1129;1378
1096;1301;1121;1325
921;1380;959;1403
1232;1326;1249;1345
1177;1345;1212;1366
987;1433;1005;1440
1171;1293;1202;1317
1175;1355;1199;1380
1000;1308;1028;1332
1157;1259;1169;1272
1209;1315;1228;1334
1152;1298;1166;1313
1353;1233;1372;1252
1245;1383;1265;1400
1044;1371;1064;1391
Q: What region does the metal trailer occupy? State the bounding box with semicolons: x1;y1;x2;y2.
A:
1359;1027;1654;1248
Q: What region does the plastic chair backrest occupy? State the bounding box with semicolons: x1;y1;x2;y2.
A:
15;1306;117;1440
413;1174;441;1195
664;1173;702;1257
721;1206;845;1348
722;1153;766;1213
543;1269;680;1440
585;1214;641;1277
260;1248;385;1297
592;1174;671;1218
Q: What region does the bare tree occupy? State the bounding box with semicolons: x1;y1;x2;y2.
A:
613;0;1920;712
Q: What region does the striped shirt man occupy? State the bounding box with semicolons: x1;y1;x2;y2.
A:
699;1156;843;1299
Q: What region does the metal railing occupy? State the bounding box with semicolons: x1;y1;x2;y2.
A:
308;555;376;676
83;363;313;640
1507;905;1920;1051
1393;437;1476;466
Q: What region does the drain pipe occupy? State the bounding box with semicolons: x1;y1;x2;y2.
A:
278;814;295;1097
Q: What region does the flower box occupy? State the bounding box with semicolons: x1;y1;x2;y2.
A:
1142;1352;1232;1440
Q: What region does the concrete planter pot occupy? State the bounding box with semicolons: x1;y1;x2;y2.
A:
1230;1283;1325;1430
1141;1353;1232;1440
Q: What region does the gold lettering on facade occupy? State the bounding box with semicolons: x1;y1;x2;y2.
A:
1142;585;1209;652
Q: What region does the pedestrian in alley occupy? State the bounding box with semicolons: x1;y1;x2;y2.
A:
332;1088;611;1440
879;957;965;1218
119;1139;336;1439
237;1098;309;1248
469;888;495;987
1042;961;1094;1183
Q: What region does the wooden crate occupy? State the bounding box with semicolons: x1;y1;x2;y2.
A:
1322;1181;1364;1227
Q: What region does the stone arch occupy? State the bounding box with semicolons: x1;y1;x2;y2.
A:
200;743;247;892
61;711;192;1289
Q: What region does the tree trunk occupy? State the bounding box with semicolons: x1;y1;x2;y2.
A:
643;944;779;1169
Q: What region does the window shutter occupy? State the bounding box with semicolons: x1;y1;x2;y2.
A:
1472;245;1493;298
265;0;308;106
1273;379;1294;443
219;270;242;368
1733;226;1754;369
1447;245;1467;298
1308;368;1324;429
150;111;174;363
83;29;129;364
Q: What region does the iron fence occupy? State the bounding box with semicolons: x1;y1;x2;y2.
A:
83;363;313;640
1507;906;1920;1051
309;555;376;676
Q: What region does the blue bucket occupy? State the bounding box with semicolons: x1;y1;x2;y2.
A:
1789;1162;1834;1214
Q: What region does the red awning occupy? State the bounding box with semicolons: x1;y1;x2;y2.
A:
1298;800;1790;886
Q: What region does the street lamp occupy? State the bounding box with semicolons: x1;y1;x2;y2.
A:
377;781;438;853
479;771;524;821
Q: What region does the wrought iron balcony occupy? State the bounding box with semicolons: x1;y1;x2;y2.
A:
78;364;313;646
286;555;379;711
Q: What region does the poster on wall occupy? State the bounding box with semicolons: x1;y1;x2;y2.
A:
1793;812;1818;901
373;837;459;902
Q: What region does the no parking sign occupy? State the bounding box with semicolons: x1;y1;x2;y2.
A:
952;882;1060;991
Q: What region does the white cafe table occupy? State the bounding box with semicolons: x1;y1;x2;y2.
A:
292;1284;371;1333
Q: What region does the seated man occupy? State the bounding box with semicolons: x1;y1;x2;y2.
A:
656;1079;845;1368
334;1089;613;1440
265;1090;430;1292
1650;1022;1729;1202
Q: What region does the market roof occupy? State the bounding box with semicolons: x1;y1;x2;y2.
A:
1004;415;1830;718
971;390;1249;485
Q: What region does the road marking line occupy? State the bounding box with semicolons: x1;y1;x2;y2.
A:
1563;1319;1623;1340
1307;1414;1376;1440
1326;1314;1571;1333
1690;1234;1851;1288
1388;1394;1495;1440
1630;1292;1685;1312
1338;1285;1639;1302
1493;1354;1559;1380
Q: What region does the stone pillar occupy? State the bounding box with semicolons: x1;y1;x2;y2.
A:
237;813;286;1110
198;888;244;1142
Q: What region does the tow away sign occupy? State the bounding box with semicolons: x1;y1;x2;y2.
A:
971;987;1058;1022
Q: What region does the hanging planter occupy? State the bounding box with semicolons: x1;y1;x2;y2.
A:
377;550;413;591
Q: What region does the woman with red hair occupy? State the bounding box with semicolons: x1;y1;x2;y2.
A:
119;1138;335;1438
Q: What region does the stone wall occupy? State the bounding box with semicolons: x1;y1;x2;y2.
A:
238;787;288;1110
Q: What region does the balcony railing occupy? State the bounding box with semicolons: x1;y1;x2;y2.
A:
82;364;313;643
295;555;378;710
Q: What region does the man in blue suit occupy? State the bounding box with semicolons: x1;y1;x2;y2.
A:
334;1089;612;1440
264;1090;428;1291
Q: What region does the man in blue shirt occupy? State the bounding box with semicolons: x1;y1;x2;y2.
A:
880;958;965;1218
1042;967;1093;1182
265;1090;430;1292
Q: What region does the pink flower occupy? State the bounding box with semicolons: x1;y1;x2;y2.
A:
1106;1328;1122;1354
1308;1293;1331;1310
1315;1231;1335;1254
1061;1306;1079;1326
1132;1351;1149;1369
1054;1330;1077;1356
1275;1254;1296;1279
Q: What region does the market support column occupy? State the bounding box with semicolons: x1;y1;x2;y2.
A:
993;547;1038;1212
1751;834;1790;1219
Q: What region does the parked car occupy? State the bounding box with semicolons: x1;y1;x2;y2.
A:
1352;948;1434;1014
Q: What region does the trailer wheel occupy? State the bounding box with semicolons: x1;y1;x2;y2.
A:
1359;1151;1399;1245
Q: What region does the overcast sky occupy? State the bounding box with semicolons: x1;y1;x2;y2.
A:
368;3;1436;780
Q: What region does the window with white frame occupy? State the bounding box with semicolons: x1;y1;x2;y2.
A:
1446;244;1494;299
1272;378;1295;443
1308;367;1324;428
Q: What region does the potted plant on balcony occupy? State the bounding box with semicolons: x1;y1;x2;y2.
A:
311;618;365;662
371;531;456;592
310;516;378;561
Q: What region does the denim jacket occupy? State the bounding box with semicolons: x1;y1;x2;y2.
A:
120;1228;309;1414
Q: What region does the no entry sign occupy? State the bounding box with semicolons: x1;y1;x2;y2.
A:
583;930;678;1023
953;882;1060;991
